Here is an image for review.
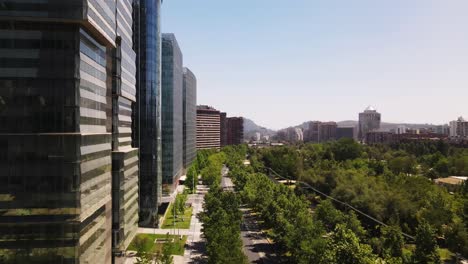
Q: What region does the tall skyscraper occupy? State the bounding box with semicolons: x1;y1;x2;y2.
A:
183;68;197;169
197;106;222;150
0;1;138;263
111;0;139;259
132;0;163;227
358;106;381;140
161;33;183;193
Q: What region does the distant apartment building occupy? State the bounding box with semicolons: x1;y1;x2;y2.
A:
366;131;447;145
305;121;337;142
287;127;304;142
220;112;228;147
226;117;245;145
336;127;356;140
435;125;450;136
161;33;184;193
183;68;197;169
305;122;321;142
358;106;381;141
365;131;395;144
320;122;337;142
254;132;262;141
0;1;141;262
197;106;221;149
450;117;468;138
396;125;407;134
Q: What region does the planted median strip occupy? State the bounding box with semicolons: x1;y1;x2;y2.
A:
162;193;193;229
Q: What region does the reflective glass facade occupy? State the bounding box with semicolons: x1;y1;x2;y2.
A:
183;68;197;169
111;0;139;259
132;0;163;227
0;25;113;264
161;33;183;193
0;1;139;263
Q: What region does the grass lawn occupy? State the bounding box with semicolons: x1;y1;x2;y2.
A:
128;234;187;256
161;203;193;229
403;244;455;262
438;248;454;262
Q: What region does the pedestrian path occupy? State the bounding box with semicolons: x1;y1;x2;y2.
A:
134;184;208;264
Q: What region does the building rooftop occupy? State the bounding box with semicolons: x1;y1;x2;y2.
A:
364;105;376;112
434;176;467;186
197;105;219;111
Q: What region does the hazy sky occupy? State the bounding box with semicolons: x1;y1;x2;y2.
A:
162;0;468;130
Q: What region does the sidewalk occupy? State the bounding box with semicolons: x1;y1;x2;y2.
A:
134;184;209;264
182;184;208;263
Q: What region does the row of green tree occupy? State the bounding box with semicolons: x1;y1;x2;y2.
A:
248;139;468;258
227;147;444;264
200;188;247;264
198;146;248;264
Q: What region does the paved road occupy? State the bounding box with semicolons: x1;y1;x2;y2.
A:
221;166;234;191
220;166;277;263
241;207;278;264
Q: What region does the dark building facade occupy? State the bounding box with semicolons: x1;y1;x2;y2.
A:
0;1;139;263
183;68;197;169
337;127;356;140
161;33;183;193
132;0;163;227
319;122;337;142
197;106;221;150
220;112;227;147
226;117;244;145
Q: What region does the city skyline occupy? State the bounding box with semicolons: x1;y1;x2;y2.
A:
163;0;468;130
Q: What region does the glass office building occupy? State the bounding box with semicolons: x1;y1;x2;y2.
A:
161;33;183;193
132;0;163;227
183;68;197;169
0;1;139;263
111;0;139;259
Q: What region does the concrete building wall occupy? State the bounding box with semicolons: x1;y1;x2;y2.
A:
197;106;221;150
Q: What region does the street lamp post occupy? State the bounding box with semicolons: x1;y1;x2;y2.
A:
173;198;176;236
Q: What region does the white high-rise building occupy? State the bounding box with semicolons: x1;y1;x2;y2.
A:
450;117;468;138
396;125;407;134
358;106;381;140
450;121;458;137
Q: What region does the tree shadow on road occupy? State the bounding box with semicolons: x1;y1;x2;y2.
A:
185;241;207;264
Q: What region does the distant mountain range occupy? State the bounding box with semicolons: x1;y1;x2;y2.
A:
243;118;444;139
243;118;276;139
